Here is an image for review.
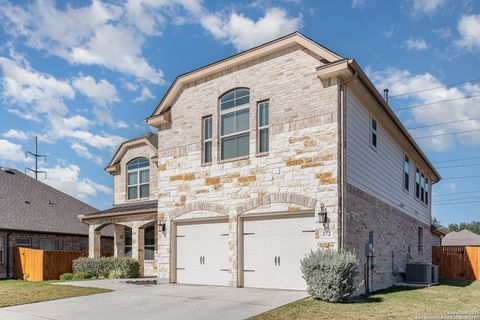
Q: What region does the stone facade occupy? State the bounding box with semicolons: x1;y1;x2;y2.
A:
155;45;341;284
0;230;113;279
345;184;433;293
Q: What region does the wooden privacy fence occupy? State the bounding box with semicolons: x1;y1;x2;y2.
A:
14;247;88;281
432;246;480;280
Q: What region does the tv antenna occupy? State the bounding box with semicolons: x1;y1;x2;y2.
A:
25;136;47;180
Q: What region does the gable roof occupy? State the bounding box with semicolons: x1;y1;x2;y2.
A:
442;229;480;246
81;199;158;220
106;132;158;172
146;32;343;125
0;167;97;236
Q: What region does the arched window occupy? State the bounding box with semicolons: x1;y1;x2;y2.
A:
219;88;250;160
127;158;150;200
144;226;155;260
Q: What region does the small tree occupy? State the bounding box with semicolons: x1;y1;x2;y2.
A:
301;249;359;302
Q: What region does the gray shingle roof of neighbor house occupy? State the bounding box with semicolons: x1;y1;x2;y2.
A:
82;199;158;219
0;167;98;236
442;229;480;246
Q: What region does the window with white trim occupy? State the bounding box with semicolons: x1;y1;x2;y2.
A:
202;116;213;164
127;158;150;200
415;168;421;199
425;178;429;206
144;226;155;260
257;101;269;153
16;237;31;247
404;155;410;191
0;237;4;264
415;167;430;206
219;89;250;160
370;116;378;149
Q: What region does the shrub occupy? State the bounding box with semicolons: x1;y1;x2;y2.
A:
301;249;359;302
73;257;140;279
72;271;93;280
59;273;73;281
108;269;126;279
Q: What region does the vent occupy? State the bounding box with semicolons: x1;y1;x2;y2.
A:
0;167;15;175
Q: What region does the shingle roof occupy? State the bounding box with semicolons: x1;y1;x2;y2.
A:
0;167;97;236
442;230;480;246
126;132;158;148
83;199;157;217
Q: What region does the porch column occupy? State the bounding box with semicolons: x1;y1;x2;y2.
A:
228;212;238;287
113;225;125;258
89;225;101;258
132;225;144;277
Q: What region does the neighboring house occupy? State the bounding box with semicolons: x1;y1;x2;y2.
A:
442;230;480;246
81;32;440;292
431;226;445;246
0;167;113;279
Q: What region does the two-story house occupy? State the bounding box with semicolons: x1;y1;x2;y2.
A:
81;32;440;293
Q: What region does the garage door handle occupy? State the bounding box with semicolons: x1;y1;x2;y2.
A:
302;230;315;233
244;269;255;272
243;232;255;235
274;256;278;266
278;256;280;266
220;269;229;272
177;267;185;270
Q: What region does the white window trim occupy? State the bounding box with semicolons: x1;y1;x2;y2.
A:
403;154;410;193
414;167;430;207
370;115;378;150
127;160;150;201
219;95;250;161
257;100;270;155
202;115;213;164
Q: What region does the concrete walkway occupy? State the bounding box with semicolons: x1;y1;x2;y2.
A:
0;280;307;320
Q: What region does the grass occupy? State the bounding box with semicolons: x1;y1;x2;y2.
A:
0;280;111;308
251;280;480;320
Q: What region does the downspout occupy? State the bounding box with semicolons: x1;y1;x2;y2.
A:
6;232;11;279
339;71;358;250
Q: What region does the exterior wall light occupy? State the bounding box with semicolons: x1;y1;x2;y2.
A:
158;221;167;233
318;204;328;223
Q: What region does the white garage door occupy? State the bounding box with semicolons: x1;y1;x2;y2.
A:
176;221;230;286
243;214;316;290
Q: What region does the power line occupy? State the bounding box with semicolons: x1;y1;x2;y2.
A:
433;156;480;164
442;175;480;181
395;94;480;111
433;195;480;203
414;128;480;140
434;200;480;206
389;77;480;99
407;117;480;130
434;190;480;197
437;163;480;169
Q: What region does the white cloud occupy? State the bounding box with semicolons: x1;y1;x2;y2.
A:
3;129;29;140
351;0;367;9
0;0;164;84
403;37;429;51
368;67;480;151
71;143;103;166
41;164;112;200
0;139;26;162
201;7;301;51
0;56;74;117
456;14;480;50
410;0;446;16
382;24;397;38
133;87;155;103
73;76;118;106
432;26;452;39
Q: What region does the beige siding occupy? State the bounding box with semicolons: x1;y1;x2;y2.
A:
345;91;431;225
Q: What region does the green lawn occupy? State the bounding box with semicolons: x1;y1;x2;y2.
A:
252;280;480;320
0;280;111;308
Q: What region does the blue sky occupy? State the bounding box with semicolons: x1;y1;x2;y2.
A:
0;0;479;225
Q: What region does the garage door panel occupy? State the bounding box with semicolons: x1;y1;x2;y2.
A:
176;221;230;286
243;214;316;290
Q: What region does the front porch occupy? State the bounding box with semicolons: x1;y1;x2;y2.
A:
81;200;159;277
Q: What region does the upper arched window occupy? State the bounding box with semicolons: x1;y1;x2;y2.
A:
219;88;250;160
127;158;149;200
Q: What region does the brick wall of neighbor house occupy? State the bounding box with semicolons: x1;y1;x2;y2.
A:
114;144;159;205
345;184;433;293
0;231;113;279
155;45;341;283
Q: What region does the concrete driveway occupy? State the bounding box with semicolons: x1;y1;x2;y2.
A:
0;280;307;320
